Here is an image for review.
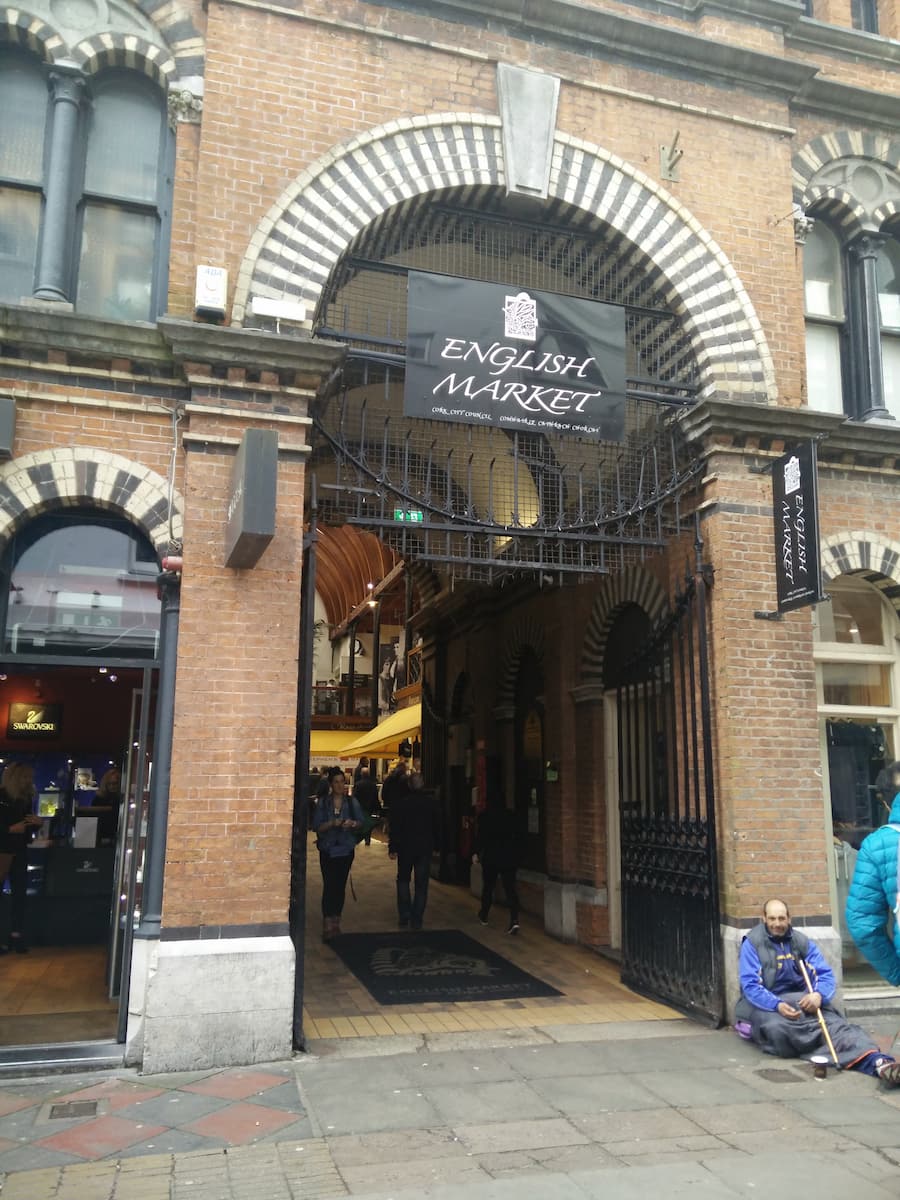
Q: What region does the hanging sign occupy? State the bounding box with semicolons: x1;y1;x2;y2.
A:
224;429;278;569
772;439;823;614
405;271;626;441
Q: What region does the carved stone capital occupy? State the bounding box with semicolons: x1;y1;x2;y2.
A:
792;205;815;246
847;232;889;263
167;88;203;131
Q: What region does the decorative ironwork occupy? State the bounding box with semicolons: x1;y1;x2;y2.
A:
309;198;706;586
616;558;723;1023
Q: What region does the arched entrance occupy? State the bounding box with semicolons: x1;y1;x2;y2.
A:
0;508;162;1051
256;120;764;1026
0;452;182;1056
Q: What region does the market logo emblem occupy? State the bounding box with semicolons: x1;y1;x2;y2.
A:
405;271;627;442
370;946;499;978
7;702;62;738
503;291;538;341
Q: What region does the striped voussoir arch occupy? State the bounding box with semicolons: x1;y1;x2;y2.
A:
0;449;184;552
494;616;546;709
820;532;900;619
793;130;900;232
797;189;868;241
580;567;669;685
1;7;64;59
71;33;176;84
234;115;774;402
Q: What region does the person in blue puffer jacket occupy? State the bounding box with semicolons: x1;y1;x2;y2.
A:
845;762;900;988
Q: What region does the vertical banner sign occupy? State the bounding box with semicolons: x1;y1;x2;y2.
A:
405;271;627;442
772;439;823;614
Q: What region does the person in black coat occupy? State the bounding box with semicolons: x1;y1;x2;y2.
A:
474;795;522;934
388;770;440;930
352;766;381;846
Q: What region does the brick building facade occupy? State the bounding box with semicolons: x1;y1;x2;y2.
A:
1;0;899;1070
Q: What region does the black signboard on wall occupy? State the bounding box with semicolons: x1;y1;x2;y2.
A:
772;439;823;614
405;271;626;442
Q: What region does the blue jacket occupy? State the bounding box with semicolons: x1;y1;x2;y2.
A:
845;793;900;987
738;924;834;1012
312;795;365;858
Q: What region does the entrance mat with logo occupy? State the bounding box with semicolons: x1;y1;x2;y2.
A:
326;929;562;1005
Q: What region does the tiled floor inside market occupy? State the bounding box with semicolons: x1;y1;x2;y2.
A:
301;834;675;1040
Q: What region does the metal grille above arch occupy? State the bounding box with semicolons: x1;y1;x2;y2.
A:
305;194;717;584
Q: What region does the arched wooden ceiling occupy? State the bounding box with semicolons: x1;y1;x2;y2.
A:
314;524;402;630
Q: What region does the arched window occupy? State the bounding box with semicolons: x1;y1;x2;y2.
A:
804;219;900;422
0;47;172;319
804;222;845;415
1;510;161;660
0;47;47;301
76;72;170;321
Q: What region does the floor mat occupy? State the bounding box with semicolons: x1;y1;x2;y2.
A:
326;928;562;1005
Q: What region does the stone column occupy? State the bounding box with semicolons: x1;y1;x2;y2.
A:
33;69;85;303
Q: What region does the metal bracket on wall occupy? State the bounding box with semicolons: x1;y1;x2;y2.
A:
753;610;783;621
660;131;683;181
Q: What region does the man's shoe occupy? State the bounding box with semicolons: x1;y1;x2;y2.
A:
477;912;488;926
410;923;422;931
876;1059;900;1086
506;922;520;935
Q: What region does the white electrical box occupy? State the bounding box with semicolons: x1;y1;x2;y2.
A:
250;295;307;324
195;265;228;318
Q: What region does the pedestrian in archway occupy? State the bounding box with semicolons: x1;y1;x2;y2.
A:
474;794;522;935
389;771;440;930
311;768;364;940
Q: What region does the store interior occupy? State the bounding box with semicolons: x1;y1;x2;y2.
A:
0;664;149;1047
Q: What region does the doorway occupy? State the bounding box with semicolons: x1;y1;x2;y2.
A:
0;664;156;1049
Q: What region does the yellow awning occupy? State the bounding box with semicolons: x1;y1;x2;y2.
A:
310;729;355;756
339;703;421;759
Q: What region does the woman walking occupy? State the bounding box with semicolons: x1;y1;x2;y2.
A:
311;768;364;941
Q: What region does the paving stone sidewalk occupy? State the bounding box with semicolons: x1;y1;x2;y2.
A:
2;1019;900;1199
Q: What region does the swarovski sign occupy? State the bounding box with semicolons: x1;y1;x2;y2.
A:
405;271;626;441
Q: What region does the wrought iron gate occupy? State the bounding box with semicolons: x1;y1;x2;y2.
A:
616;552;722;1024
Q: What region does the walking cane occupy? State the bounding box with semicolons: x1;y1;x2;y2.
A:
796;956;840;1068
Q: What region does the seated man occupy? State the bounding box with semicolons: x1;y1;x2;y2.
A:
736;897;900;1085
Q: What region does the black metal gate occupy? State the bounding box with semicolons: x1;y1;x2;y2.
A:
616;549;722;1024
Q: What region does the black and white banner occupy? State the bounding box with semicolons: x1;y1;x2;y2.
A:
772;439;823;614
404;271;626;442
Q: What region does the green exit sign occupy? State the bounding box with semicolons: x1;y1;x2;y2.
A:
394;508;424;523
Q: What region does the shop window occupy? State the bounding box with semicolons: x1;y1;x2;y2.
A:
804;220;900;421
0;47;172;319
0;509;161;660
814;576;900;983
851;0;879;33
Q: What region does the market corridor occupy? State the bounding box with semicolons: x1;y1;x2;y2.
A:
302;834;676;1044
